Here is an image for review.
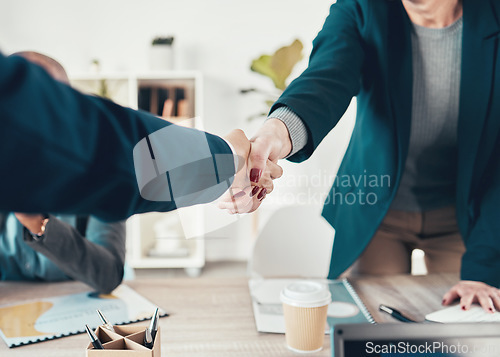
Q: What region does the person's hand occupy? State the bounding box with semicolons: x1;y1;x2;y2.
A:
247;118;292;201
218;129;283;214
14;213;47;234
442;280;500;313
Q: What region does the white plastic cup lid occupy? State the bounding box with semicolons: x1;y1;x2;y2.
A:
280;281;332;308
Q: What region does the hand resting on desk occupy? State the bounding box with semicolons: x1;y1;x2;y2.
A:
442;280;500;313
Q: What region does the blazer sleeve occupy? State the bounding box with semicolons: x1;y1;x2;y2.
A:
460;137;500;287
270;0;366;162
24;216;125;293
0;53;235;221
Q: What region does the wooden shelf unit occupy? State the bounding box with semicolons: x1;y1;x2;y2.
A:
71;71;205;276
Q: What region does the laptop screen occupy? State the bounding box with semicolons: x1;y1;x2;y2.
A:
334;323;500;357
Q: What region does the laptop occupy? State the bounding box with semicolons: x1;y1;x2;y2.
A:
332;323;500;357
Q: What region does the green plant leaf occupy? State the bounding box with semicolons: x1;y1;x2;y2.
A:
251;39;303;90
251;55;277;85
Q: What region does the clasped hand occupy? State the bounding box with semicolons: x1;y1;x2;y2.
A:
218;129;280;213
219;120;291;214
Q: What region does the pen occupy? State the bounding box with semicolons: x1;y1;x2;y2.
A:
148;307;159;342
96;309;115;333
85;324;104;349
143;327;154;349
379;304;417;323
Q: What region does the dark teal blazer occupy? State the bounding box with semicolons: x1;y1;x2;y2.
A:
0;54;234;221
272;0;500;286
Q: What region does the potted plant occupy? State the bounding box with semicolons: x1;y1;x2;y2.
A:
241;39;304;120
150;36;175;70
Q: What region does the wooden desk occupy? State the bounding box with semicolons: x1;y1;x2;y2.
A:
0;274;458;356
350;273;458;323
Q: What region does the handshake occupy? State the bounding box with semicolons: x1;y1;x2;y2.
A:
219;119;292;214
133;118;292;212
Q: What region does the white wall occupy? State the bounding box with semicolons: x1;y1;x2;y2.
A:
1;0;356;261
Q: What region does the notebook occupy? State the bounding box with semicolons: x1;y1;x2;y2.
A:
248;278;374;334
426;304;500;323
0;285;167;348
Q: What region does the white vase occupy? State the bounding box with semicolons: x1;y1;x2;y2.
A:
150;45;174;70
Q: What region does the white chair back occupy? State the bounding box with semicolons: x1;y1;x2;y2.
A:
248;205;334;278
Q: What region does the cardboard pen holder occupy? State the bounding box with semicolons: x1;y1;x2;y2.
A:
86;325;161;357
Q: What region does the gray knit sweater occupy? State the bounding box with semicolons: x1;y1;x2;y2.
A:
270;17;463;212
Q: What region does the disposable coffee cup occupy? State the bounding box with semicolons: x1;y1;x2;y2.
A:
280;281;332;353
